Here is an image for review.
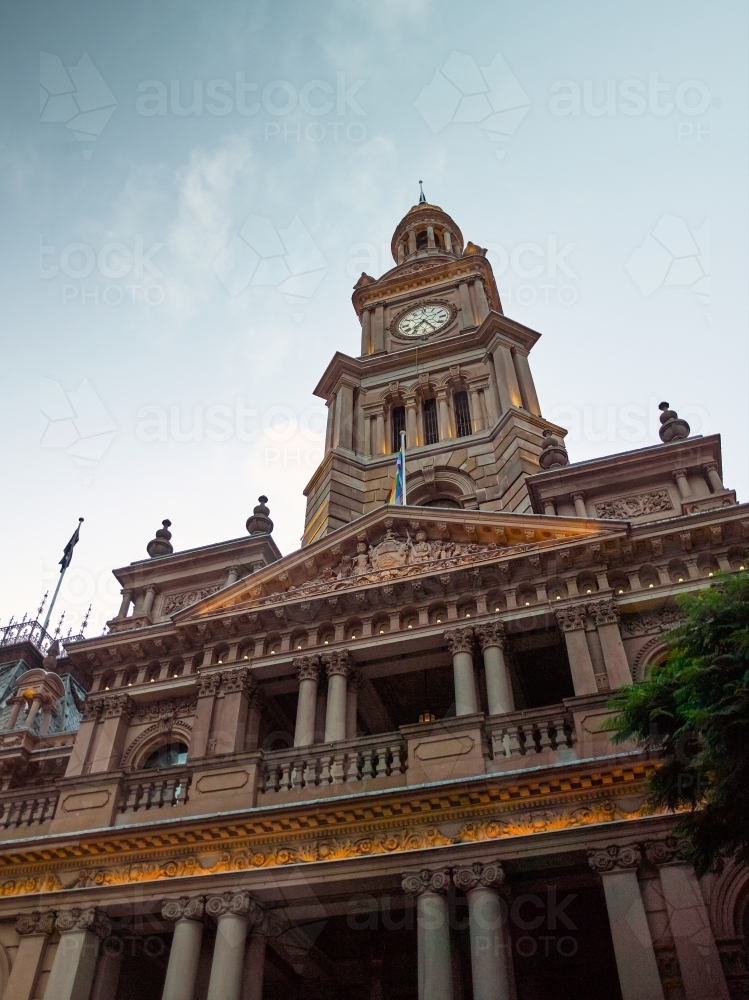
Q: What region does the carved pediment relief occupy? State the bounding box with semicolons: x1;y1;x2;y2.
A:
175;507;622;621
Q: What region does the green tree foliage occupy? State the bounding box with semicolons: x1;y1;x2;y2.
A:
608;572;749;875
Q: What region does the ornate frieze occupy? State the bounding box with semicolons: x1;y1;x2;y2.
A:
593;489;674;519
474;621;507;651
80;699;103;723
162;587;220;616
16;910;56;935
402;867;452;896
134;695;198;725
587;844;642;873
452;860;504;891
620;609;685;637
444;626;474;654
162;895;205;923
101;694;136;721
643;836;690;866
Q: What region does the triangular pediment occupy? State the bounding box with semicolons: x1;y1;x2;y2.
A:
175;505;628;625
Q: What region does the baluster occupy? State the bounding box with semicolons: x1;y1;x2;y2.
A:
359;746;375;780
124;782;139;812
562;717;575;747
318;753;332;786
505;726;522;756
0;802;7;828
291;758;306;791
491;730;506;759
537;719;554;753
397;741;408;774
165;777;177;806
304;756;318;788
374;745;390;779
279;760;292;792
330;752;346;784
8;801;22;826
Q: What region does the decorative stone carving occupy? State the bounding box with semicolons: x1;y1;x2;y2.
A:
452;860;504;891
444;627;474;654
101;694;136;720
620;609;685;637
293;655;320;682
643;837;690;866
134;695;198;724
246;496;274;536
56;908;111;938
539;428;569;470
120;720;193;770
587;599;620;627
474;621;507;651
587;844;642;873
16;911;56;935
163;587;220;615
658;401;690;442
80;699;103;723
206;891;261;921
162;896;205;923
402;868;452;895
594;489;674;519
322;649;351;678
147;519;173;558
197;673;223;697
222;666;256;696
554;606;587;632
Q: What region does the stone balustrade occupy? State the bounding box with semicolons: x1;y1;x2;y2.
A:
260;731;407;796
0;789;59;829
120;768;191;812
485;704;576;762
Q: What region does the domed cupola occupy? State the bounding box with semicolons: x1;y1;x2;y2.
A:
390;182;464;265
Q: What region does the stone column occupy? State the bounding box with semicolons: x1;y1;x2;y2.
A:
5;912;56;1000
6;696;24;731
572;492;588;518
241;930;268;1000
88;694;135;773
406;395;418;448
543;501;556;515
361;307;372;355
672;469;693;500
704;462;724;492
458;282;475;331
453;861;513;1000
437;389;451;441
375;411;385;455
511;351;541;416
162;896;206;1000
587;600;633;689
644;840;731;1000
346;669;361;739
472;279;491;323
116;589;132;618
142;585;158;618
588;846;665;1000
475;623;514;715
323;650;351;742
445;627;478;716
206;892;260;1000
293;655;320;747
90;945;123;1000
43;909;110;1000
335;383;354;451
189;673;222;759
372;304;385;353
554;607;598;695
25;695;43;731
226;566;239;586
491;343;523;412
402;869;454;1000
468;386;484;432
324;397;335;451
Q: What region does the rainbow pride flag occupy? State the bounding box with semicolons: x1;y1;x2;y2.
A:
388;433;406;505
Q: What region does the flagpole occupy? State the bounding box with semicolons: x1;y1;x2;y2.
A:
43;517;83;633
400;429;407;506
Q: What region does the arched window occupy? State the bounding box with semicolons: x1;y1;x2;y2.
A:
423;398;439;445
453;391;472;438
416;230;428;250
142;741;188;770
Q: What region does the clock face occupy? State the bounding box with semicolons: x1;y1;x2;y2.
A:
397;304;450;339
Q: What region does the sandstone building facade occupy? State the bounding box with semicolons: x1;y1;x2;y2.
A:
0;199;746;1000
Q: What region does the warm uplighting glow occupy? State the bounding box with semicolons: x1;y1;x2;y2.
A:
525;601;530;606
407;624;412;629
678;577;684;583
708;572;714;577
436;618;441;623
104;686;109;691
324;640;329;645
379;629;385;634
297;645;302;649
243;655;249;660
649;583;654;588
618;589;624;594
494;607;500;612
465;613;470;618
556;595;561;600
150;678;155;683
586;589;592;594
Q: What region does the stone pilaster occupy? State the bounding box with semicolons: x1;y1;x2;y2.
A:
4;912;56;1000
587;600;633;689
43;909;111;1000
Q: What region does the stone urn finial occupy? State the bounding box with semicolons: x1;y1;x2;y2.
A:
539;428;569;469
147;519;173;558
42;639;60;670
658;401;690;443
246;496;274;536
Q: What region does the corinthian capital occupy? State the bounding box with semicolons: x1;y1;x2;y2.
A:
16;911;56;936
452;860;505;892
587;844;642;874
643;837;690;867
162;896;205;923
587;599;620;627
474;621;507;652
444;627;474;655
322;649;352;679
197;672;222;697
554;605;587;632
401;867;452;896
206;891;262;922
293;654;321;683
222;665;257;696
101;693;136;720
56;908;111;938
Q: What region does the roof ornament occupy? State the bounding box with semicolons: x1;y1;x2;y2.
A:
147;519;173;557
658;401;690;443
246;496;274;536
539;428;569;470
418;179;426;205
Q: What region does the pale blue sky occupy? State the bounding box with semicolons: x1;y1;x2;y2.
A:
1;0;746;635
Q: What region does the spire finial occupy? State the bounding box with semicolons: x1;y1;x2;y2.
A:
418;180;426;205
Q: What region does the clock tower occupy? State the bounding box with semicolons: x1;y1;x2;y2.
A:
303;192;566;545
